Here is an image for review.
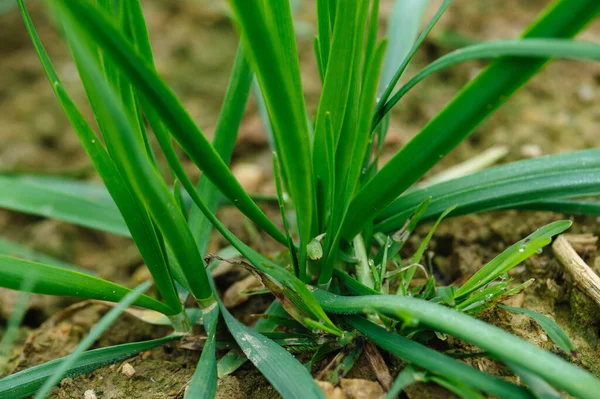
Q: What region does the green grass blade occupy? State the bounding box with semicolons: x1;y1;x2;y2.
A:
58;0;285;246
51;0;214;306
312;1;361;230
320;2;383;285
0;335;178;399
370;0;432;164
316;0;330;74
349;316;532;399
18;0;183;316
314;290;600;399
185;305;219;399
34;281;152;398
376;0;449;114
516;199;600;215
228;0;314;264
126;113;338;335
95;1;147;155
323;1;379;271
0;255;173;315
0;236;93;275
189;45;253;257
363;0;380;81
383;366;426;399
378;0;431;96
129;116;338;334
0;175;127;236
123;0;153;64
273;152;301;279
399;205;455;293
379;39;600;123
499;305;575;356
428;376;485;399
374;197;431;267
344;39;387;199
0;284;32;372
455;221;570;298
10;175;113;204
217;300;287;378
375;150;600;232
342;0;600;240
219;302;326;399
506;361;562;399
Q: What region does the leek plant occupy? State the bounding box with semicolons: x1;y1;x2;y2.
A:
1;0;600;397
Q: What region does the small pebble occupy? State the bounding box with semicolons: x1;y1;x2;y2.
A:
84;390;97;399
121;362;136;378
577;84;594;103
520;144;542;158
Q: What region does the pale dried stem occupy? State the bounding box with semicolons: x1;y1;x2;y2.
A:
553;234;600;306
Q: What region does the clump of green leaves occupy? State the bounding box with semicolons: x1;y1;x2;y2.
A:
1;0;600;398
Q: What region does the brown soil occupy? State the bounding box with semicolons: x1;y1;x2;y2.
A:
1;0;600;398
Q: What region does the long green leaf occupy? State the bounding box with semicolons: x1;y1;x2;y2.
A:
369;0;433;164
0;175;127;236
58;0;286;246
188;45;253;257
378;0;431;97
0;335;178;399
227;0;314;268
375;150;600;232
348;317;532;399
0;255;173;315
376;0;449;114
0;236;93;274
125;116;339;337
18;0;183;316
455;221;571;298
185;305;219;399
34;281;152;398
9;175;114;204
52;0;215;305
0;283;32;372
219;302;325;399
517;199;600;216
506;361;562;399
320;4;382;285
119;105;339;336
342;0;600;240
378;38;600;124
383;366;425;399
499;305;575;356
314;290;600;399
312;1;361;231
399;205;455;293
217;300;287;378
315;0;330;76
429;376;485;399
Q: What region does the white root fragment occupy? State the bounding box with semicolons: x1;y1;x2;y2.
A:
553;234;600;306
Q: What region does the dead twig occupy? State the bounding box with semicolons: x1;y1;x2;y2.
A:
553;234;600;306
